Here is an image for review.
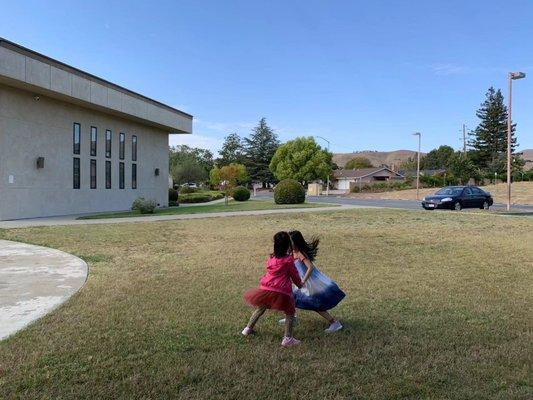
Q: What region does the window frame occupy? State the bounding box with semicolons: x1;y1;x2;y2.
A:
132;163;137;189
73;157;80;189
119;132;125;160
105;129;112;158
90;159;97;189
105;160;112;189
119;162;125;189
90;126;97;157
132;135;137;162
73;123;81;154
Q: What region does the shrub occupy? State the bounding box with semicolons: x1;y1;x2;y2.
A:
131;197;157;214
179;191;225;203
168;188;179;202
168;201;179;207
179;186;197;194
274;179;305;204
232;186;250;202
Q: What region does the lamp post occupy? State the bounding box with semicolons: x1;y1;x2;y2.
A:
413;132;421;200
507;72;526;211
315;136;331;196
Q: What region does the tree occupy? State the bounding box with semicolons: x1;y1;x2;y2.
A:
171;158;207;185
243;118;279;186
217;133;245;166
446;151;479;185
209;163;249;204
421;145;454;170
345;157;373;169
469;87;518;173
169;145;214;182
269;137;332;184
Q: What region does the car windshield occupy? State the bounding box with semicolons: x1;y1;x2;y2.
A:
435;187;463;196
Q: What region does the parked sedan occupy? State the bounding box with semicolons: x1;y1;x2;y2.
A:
422;186;493;211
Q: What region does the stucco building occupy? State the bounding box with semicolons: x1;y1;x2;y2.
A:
333;167;405;191
0;38;192;220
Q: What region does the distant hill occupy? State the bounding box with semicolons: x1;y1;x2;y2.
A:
520;149;533;171
333;150;423;169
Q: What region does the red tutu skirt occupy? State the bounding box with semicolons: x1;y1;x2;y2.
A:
243;288;295;315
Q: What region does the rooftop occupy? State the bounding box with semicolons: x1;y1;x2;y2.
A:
0;38;192;134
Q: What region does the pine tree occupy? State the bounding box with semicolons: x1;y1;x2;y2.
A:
469;87;518;173
243;118;279;186
217;133;244;166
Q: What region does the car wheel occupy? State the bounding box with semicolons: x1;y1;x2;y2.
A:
481;201;489;210
454;202;462;211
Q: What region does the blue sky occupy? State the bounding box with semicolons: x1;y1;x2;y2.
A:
2;0;533;154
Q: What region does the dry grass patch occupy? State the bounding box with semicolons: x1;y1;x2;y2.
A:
0;210;531;399
349;181;533;205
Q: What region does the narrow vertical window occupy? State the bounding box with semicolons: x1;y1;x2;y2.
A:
73;123;80;154
90;126;97;156
90;159;97;189
119;133;125;160
105;130;112;158
132;135;137;161
119;162;125;189
105;161;111;189
132;164;137;189
73;158;80;189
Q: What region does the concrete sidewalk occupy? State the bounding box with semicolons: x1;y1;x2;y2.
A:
0;240;88;340
0;204;364;229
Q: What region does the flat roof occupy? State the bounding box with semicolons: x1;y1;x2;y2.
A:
0;38;192;133
0;37;191;118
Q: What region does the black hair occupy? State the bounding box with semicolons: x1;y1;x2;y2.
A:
289;230;319;261
272;231;291;258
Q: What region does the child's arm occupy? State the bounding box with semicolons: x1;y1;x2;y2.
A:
299;255;315;286
289;262;303;288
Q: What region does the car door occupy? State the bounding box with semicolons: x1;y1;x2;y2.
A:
470;187;485;207
462;187;474;207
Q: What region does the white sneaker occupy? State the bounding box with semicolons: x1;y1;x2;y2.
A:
325;320;343;333
281;336;301;347
278;316;299;325
241;327;255;336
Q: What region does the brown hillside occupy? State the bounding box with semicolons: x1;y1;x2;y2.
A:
520;149;533;171
333;150;423;169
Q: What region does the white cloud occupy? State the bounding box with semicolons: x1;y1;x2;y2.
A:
431;63;470;76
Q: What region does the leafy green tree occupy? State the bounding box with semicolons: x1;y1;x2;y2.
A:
243;118;279;186
209;163;249;204
269;137;332;184
345;157;373;169
446;151;479;185
171;158;207;185
421;145;454;169
217;133;245;166
469;87;518;173
169;145;214;178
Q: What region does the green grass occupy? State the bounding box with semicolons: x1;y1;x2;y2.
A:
78;199;330;219
0;209;531;399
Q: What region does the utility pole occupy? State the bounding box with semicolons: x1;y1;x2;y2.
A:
413;132;421;200
462;124;467;156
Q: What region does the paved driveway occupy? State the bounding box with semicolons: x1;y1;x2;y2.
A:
0;240;88;340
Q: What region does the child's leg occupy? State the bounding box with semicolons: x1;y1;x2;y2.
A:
247;306;267;329
284;314;295;338
316;310;336;324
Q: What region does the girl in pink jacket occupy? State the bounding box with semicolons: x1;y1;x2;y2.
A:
242;231;303;347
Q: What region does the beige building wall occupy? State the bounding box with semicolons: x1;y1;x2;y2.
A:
0;85;170;220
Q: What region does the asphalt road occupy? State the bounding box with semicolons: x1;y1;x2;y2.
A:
256;193;533;213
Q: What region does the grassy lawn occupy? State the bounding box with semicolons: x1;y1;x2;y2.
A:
349;181;533;205
78;199;330;219
0;209;532;399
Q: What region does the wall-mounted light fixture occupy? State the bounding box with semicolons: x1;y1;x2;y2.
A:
154;168;160;176
33;95;40;101
36;157;45;169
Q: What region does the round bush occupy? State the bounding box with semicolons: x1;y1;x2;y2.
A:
179;186;197;194
274;179;305;204
232;186;250;202
131;197;157;214
168;188;179;202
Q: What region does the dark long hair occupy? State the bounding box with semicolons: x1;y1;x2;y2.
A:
272;231;291;258
289;230;319;261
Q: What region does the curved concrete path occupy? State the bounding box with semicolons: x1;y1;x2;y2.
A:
0;240;88;340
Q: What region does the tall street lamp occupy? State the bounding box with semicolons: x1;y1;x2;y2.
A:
413;132;421;200
507;71;526;211
315;136;331;196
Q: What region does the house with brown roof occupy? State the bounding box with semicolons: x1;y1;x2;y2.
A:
333;167;405;191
